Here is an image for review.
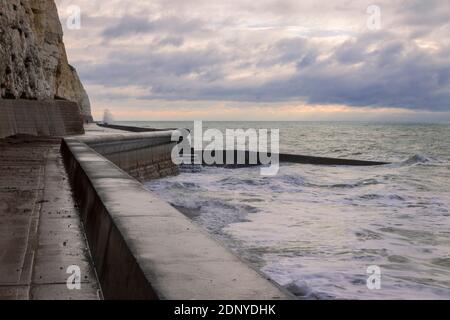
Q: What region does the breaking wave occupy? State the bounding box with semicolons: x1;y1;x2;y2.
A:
396;154;448;167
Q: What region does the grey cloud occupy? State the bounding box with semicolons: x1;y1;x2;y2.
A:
78;45;229;89
102;17;151;38
156;36;184;47
102;16;204;39
78;31;450;111
72;1;450;112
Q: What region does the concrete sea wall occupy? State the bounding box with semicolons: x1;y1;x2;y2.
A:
61;131;290;300
79;132;179;181
0;99;84;138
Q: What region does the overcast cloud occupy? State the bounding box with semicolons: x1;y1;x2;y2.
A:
56;0;450;120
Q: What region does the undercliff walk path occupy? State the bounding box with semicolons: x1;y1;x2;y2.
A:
0;135;101;300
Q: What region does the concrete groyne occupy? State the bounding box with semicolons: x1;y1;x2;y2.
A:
61;129;291;300
183;149;390;167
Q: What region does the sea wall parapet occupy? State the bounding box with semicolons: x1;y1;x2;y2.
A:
61;132;291;299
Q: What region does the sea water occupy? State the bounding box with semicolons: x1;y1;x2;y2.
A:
119;121;450;299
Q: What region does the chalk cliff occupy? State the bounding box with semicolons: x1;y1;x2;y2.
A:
0;0;92;122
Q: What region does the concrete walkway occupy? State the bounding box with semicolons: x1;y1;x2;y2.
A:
0;136;100;300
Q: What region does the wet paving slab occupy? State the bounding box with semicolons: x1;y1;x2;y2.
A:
0;136;101;300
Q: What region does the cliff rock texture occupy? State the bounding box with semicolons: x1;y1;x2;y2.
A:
0;0;92;121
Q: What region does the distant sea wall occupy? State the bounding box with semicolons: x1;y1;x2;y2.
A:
79;132;179;181
96;123;176;133
0;99;84;138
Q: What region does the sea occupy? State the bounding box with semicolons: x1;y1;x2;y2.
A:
118;121;450;300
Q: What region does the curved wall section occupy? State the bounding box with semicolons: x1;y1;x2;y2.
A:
61;133;291;300
78;131;179;181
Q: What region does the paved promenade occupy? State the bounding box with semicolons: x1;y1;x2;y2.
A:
0;135;100;300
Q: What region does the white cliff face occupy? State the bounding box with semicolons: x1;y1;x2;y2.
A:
0;0;92;121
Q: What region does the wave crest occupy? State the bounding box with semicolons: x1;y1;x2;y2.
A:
396;154;449;167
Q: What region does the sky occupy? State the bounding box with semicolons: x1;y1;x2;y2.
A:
55;0;450;121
